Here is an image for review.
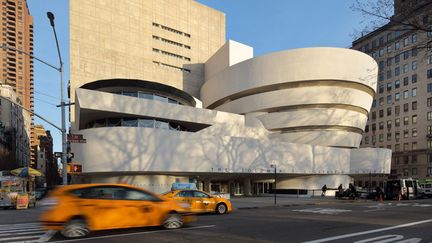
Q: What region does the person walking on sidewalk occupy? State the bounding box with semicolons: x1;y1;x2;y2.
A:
321;184;327;197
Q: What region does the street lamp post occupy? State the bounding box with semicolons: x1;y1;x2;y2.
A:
46;12;67;186
0;11;67;185
271;164;277;205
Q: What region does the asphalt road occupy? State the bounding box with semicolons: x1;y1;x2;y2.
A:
1;199;432;242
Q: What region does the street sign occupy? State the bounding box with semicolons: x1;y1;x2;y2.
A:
54;152;62;158
67;152;74;159
68;134;86;143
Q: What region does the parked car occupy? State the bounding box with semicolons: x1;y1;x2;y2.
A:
161;189;232;214
40;184;194;238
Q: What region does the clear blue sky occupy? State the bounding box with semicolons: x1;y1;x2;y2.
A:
27;0;364;154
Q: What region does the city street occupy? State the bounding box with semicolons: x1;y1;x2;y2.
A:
1;198;431;242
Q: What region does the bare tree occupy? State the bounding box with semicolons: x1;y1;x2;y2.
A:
351;0;432;50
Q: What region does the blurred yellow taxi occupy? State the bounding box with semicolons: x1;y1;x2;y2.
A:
162;190;232;214
40;184;194;238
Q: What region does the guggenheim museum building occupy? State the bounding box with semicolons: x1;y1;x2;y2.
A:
68;0;391;195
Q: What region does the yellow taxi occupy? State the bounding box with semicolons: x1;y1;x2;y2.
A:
162;190;232;214
40;184;194;238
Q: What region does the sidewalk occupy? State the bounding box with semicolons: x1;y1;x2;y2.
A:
230;195;369;210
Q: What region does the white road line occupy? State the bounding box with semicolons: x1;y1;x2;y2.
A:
0;223;40;227
0;227;42;233
38;230;57;243
0;225;41;230
51;225;216;242
0;230;44;236
0;235;41;242
303;218;432;243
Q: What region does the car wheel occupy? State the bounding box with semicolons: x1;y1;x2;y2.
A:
61;218;90;238
216;203;227;214
163;212;183;229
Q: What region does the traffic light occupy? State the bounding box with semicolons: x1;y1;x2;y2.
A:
72;164;82;173
67;163;82;174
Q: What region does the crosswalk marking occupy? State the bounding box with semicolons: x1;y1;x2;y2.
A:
293;208;352;215
0;222;53;243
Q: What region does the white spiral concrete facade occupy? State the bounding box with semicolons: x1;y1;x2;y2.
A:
70;42;391;194
202;47;378;148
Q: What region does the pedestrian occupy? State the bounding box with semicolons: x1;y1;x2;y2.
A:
321;184;327;197
337;184;343;198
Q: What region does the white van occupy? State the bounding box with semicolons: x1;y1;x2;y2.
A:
420;183;432;198
385;178;421;200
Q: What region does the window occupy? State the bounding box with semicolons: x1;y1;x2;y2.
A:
379;97;384;106
364;136;369;144
412;142;417;150
403;64;409;73
395;42;400;50
395;131;400;140
403;51;410;60
387;33;393;42
372;111;376;120
412;48;417;57
379;48;384;57
395;67;400;76
412;88;417;97
379;134;384;142
403;103;409;112
403;90;409;99
387;57;393;66
395;118;400;127
404;129;409;138
175;191;194;198
412;128;417;137
379;61;385;70
428;111;432;121
387;107;392;116
387;82;392;91
395;80;400;89
372;99;377;107
411;33;417;43
379;122;384;130
403;116;409;126
372;123;377;131
395;144;400;152
429;97;432;107
403;77;409;86
395;92;400;101
387;45;392;53
395;105;400;115
193;191;210;198
412;101;417;110
429;126;432;135
412;115;417;124
379;84;384;94
387;120;392;129
387;70;392;79
404;143;409;151
395;54;400;63
372;135;376;144
412;61;417;71
403;37;409;47
379;109;384;118
412;74;417;83
379;73;384;81
387;95;392;104
428;83;432;93
429;55;432;65
428;69;432;78
412;168;417;175
365;125;369;132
